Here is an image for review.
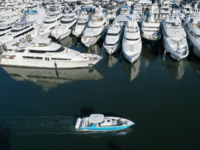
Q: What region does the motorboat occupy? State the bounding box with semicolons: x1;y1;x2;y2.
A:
0;37;103;68
161;15;189;61
141;6;161;48
72;10;90;37
51;10;78;40
122;20;142;63
81;0;93;5
38;4;64;38
75;114;135;131
81;6;109;47
180;4;193;15
0;18;39;46
133;3;143;16
103;22;123;55
120;5;130;15
104;5;117;20
183;12;200;58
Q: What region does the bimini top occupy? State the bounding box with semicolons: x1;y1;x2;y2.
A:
89;114;104;123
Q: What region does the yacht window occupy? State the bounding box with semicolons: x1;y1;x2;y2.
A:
51;58;71;60
107;32;119;36
0;26;12;31
44;20;56;24
126;37;139;41
29;47;65;53
13;28;34;38
61;19;76;24
16;49;25;52
165;22;181;29
107;120;110;122
78;22;86;25
23;56;43;59
11;26;30;32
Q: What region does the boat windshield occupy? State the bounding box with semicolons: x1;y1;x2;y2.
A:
126;26;138;32
92;16;103;22
107;32;119;36
165;22;182;29
64;15;75;19
126;37;139;41
44;20;56;24
78;22;86;25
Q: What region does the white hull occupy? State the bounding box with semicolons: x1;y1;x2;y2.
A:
51;30;71;40
0;57;102;68
162;36;189;61
122;42;142;63
103;42;120;55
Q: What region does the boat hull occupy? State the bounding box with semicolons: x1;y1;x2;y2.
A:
141;35;160;49
79;124;133;131
0;58;102;68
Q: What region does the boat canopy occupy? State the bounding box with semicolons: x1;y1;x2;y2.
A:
89;114;104;123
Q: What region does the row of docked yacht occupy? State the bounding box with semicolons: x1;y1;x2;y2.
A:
1;0;200;69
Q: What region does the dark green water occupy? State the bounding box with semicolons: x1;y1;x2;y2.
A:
0;36;200;150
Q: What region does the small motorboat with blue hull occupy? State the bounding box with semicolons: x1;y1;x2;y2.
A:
75;114;135;131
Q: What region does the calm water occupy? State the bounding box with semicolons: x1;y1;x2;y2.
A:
0;36;200;150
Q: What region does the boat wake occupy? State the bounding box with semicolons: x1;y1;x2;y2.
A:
0;116;133;136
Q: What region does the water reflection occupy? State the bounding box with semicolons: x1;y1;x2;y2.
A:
83;40;104;56
142;43;159;67
0;125;11;150
104;51;121;68
163;56;186;80
2;67;103;91
59;35;78;48
187;52;200;79
119;55;141;81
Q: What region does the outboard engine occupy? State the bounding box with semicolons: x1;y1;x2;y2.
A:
75;118;81;129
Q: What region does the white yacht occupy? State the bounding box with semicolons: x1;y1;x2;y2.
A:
72;10;90;37
180;4;193;15
183;12;200;58
51;10;78;40
0;10;20;23
133;3;143;16
81;0;93;5
38;5;64;38
81;6;109;47
0;18;39;46
105;5;117;20
159;3;171;20
141;7;161;48
0;38;102;68
122;20;142;63
103;22;123;55
120;5;130;15
161;16;189;61
0;19;16;40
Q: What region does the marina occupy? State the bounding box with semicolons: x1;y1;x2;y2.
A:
0;0;200;149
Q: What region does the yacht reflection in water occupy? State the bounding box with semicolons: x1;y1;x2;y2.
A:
104;51;121;68
2;67;103;91
188;52;200;79
163;55;186;80
58;35;79;48
119;55;141;81
83;41;104;56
